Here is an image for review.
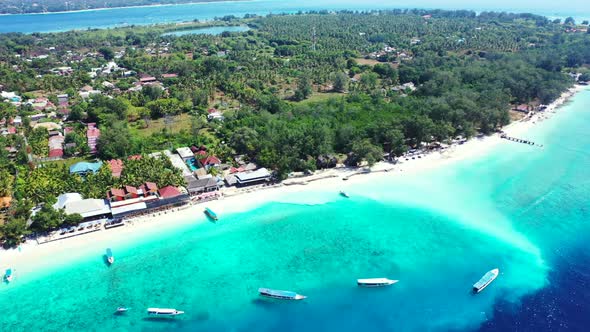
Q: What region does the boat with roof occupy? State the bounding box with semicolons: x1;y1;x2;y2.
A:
204;207;218;221
258;288;307;300
147;308;185;316
4;268;13;283
357;278;398;287
106;248;114;265
472;268;499;293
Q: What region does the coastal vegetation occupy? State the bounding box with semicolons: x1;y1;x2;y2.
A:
1;9;589;245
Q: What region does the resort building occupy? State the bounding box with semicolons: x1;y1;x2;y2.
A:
226;168;272;187
185;176;219;195
69;161;102;175
53;193;112;222
163;150;192;177
176;147;194;161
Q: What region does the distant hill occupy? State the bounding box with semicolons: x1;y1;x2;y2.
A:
0;0;242;14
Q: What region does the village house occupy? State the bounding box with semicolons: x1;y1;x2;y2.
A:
48;133;65;158
106;159;124;178
87;123;100;154
513;104;531;113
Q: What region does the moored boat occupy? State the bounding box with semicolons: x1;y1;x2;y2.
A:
258;288;306;300
4;268;13;282
147;308;185;316
472;268;499;293
204;207;218;221
116;307;130;313
357;278;398;287
340;191;350;198
106;248;114;265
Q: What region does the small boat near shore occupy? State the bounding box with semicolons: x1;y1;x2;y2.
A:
116;307;130;313
473;268;499;293
4;268;13;283
340;191;350;198
204;207;218;221
357;278;398;287
258;288;306;300
147;308;185;316
106;248;114;265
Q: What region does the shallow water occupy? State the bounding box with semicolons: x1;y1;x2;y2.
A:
1;88;589;331
0;0;589;33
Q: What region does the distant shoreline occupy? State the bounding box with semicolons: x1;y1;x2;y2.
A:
0;0;253;17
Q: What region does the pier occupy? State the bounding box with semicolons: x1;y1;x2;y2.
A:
500;134;543;148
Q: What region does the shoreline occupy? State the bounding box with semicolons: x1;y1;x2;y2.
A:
0;0;255;17
0;84;586;278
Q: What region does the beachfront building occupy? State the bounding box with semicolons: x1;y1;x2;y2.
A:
107;183;190;219
69;161;102;175
185;176;219;195
53;193;112;222
225;168;272;187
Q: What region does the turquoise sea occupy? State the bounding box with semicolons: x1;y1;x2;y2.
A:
0;0;589;33
1;87;589;331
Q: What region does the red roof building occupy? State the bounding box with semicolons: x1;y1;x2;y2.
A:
140;182;158;196
107;159;124;178
7;127;16;134
48;149;64;158
199;155;221;168
87;123;100;154
128;155;142;161
158;186;182;199
107;188;126;202
125;186;139;198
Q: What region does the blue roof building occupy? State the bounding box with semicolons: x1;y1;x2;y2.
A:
70;161;103;175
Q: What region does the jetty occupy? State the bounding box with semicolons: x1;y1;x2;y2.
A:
500;133;543;148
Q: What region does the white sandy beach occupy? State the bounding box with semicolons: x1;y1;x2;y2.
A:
1;85;586;274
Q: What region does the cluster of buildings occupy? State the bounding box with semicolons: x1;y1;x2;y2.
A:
0;116;21;137
366;45;413;62
49;181;190;237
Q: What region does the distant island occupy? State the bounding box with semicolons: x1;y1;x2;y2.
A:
0;0;245;15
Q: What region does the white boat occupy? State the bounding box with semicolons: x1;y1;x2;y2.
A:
116;307;129;313
106;248;114;265
473;268;499;293
340;191;350;198
357;278;398;287
258;288;307;300
147;308;185;316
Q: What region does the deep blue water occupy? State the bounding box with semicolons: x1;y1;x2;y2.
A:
480;245;590;332
0;0;589;33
